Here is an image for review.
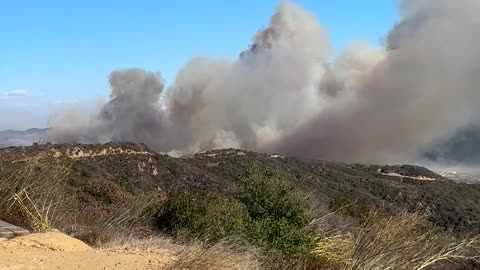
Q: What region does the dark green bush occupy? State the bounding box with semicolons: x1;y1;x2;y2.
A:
156;164;316;256
157;191;248;241
238;166;315;255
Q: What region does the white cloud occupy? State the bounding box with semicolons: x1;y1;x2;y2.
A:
1;89;29;97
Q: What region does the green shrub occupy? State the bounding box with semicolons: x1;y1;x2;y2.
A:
237;166;315;255
157;164;316;257
157;191;248;241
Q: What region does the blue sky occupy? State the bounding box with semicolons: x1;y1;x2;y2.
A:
0;0;398;130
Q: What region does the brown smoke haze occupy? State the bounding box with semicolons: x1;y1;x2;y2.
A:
48;0;480;164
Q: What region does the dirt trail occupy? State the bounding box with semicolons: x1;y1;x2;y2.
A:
0;232;175;270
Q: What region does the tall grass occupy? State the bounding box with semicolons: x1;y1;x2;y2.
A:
0;157;73;232
347;210;480;270
73;193;161;245
311;210;480;270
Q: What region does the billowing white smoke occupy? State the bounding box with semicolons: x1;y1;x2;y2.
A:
48;0;480;163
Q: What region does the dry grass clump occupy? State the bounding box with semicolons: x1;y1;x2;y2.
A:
70;193;161;245
0;158;73;232
338;212;480;270
311;210;480;270
11;190;56;232
311;233;355;268
165;241;261;270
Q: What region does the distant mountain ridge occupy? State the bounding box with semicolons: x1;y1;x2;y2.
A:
0;128;49;148
2;127;480;184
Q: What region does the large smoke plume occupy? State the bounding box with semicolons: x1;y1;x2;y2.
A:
49;0;480;164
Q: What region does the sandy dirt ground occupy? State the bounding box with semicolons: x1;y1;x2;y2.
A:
0;232;176;270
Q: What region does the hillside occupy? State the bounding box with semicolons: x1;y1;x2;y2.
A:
1;142;479;235
1;143;480;269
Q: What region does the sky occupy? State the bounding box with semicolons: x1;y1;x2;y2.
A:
0;0;398;130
